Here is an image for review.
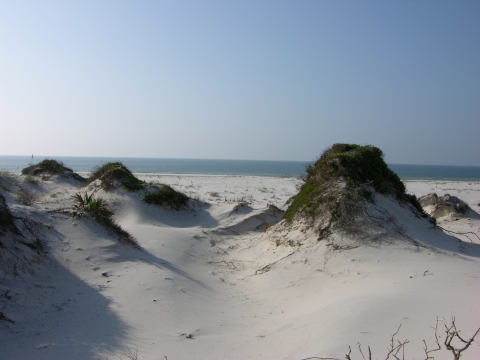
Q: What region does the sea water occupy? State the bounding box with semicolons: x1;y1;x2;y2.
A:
1;155;480;181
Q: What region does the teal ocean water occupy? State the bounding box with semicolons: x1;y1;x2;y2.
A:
1;156;480;180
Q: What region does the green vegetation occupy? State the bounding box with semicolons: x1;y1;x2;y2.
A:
38;159;72;174
72;191;139;248
21;159;85;182
16;189;37;206
284;144;425;223
22;159;71;175
72;191;113;220
24;175;39;185
0;170;13;178
88;162;144;191
143;185;189;210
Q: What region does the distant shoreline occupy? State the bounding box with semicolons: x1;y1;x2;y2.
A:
1;155;480;180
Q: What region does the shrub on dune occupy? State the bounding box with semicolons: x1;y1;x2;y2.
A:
284;144;427;237
143;185;189;210
88;162;144;191
72;191;113;220
21;159;85;181
72;190;139;248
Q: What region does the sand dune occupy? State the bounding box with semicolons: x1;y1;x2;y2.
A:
0;172;479;359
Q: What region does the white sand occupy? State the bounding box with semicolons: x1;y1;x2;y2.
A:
1;174;479;359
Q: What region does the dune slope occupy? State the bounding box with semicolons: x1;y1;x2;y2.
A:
0;172;479;359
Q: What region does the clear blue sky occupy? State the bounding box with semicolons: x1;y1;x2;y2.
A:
1;1;479;165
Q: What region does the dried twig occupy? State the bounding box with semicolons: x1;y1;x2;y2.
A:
423;318;442;359
437;225;480;243
444;317;480;360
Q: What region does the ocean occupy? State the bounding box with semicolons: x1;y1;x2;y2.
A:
1;155;480;181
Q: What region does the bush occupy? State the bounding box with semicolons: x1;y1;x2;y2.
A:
284;144;427;223
88;162;144;191
22;159;71;175
72;191;139;248
21;159;85;182
143;185;189;210
72;191;113;220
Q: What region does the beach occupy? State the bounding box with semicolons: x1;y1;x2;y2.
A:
1;171;479;359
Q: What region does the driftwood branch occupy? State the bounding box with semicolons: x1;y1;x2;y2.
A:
437;225;480;243
444;317;480;360
423;318;441;359
344;317;479;360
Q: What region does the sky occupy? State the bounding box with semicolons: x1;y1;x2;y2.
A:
1;1;479;166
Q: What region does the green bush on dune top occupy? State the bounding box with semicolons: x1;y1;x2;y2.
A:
143;185;189;210
88;162;144;191
23;159;73;175
21;159;85;181
284;143;426;223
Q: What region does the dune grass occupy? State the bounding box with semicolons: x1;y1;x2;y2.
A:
22;159;72;175
143;185;189;210
72;191;140;248
88;162;144;191
21;159;85;182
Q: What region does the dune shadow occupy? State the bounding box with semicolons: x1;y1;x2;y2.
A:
0;255;132;360
101;244;212;292
466;209;480;220
411;227;480;258
140;249;212;291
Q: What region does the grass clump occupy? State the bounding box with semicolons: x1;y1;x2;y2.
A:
72;191;113;219
284;143;426;225
72;191;139;248
16;189;37;206
143;185;189;210
24;175;39;185
21;159;85;182
88;162;144;191
22;159;71;175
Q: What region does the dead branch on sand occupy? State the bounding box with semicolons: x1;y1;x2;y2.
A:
436;225;480;244
344;317;480;360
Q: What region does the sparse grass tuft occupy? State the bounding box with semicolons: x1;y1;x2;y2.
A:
24;175;39;185
0;170;14;179
72;191;139;248
16;189;37;206
143;185;189;210
88;162;144;191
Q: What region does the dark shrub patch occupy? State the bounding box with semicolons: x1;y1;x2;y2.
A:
21;159;85;181
143;185;189;210
88;162;144;191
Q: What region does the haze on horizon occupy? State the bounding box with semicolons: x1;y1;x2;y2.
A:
1;1;479;166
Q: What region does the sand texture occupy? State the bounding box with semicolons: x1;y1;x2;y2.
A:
1;173;479;359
